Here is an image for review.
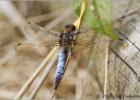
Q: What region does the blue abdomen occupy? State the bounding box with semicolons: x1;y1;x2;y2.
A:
54;47;67;89
56;47;66;73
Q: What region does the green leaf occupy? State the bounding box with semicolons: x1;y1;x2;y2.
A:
74;0;118;40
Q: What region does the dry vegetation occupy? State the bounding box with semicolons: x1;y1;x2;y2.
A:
0;0;140;100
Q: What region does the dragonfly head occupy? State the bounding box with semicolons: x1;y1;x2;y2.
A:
64;24;76;32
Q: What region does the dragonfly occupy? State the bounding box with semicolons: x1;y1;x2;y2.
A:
17;22;111;92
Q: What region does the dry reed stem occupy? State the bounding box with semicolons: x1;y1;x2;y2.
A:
15;7;73;99
29;53;58;99
50;0;88;99
14;46;59;100
15;0;88;99
103;42;109;100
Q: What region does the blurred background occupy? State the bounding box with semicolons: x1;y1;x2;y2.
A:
0;0;140;100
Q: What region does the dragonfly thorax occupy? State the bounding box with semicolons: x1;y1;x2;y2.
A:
58;24;77;47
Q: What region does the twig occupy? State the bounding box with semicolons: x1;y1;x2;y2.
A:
14;46;59;100
49;0;88;98
116;29;140;54
15;0;88;99
49;50;72;100
110;47;138;79
103;41;109;100
29;53;58;99
112;9;138;24
74;0;88;29
15;5;74;100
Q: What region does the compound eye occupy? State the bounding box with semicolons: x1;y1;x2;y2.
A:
71;25;76;31
65;24;70;28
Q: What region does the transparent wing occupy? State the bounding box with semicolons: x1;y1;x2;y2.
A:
22;23;111;49
22;23;60;46
76;28;111;47
24;22;60;42
15;40;57;55
69;27;111;59
21;26;110;47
